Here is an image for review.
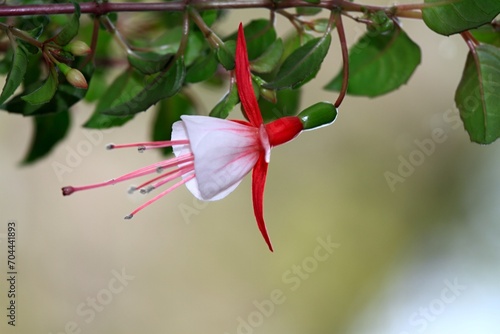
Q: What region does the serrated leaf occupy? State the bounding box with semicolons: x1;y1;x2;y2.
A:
250;38;284;73
185;50;218;83
264;34;331;90
324;28;421;97
423;0;500;36
152;93;196;155
0;45;28;104
210;85;239;119
128;51;174;75
83;69;141;129
54;2;81;45
259;88;301;122
102;58;186;116
455;44;500;144
21;66;58;105
471;24;500;47
22;110;70;164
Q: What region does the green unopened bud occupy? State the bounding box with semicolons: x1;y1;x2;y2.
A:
298;102;337;130
57;63;88;89
260;87;277;104
63;41;91;56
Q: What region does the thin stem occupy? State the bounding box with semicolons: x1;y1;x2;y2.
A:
100;15;133;55
334;11;348;108
82;16;100;67
189;7;224;49
0;22;43;48
0;1;429;17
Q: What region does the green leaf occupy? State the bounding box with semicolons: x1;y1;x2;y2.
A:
216;40;236;70
185;50;218;83
259;88;301;122
22;111;70;164
250;38;284;73
54;2;81;45
102;58;186;116
84;69;107;102
18;24;44;54
152;93;196;156
264;34;331;90
423;0;500;36
324;28;421;97
83;69;142;129
455;44;500;144
2;61;93;116
226;19;277;60
21;66;58;105
0;45;28;104
210;85;239;119
128;51;174;75
471;24;500;47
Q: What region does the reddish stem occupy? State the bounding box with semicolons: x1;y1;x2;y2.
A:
334;12;348;108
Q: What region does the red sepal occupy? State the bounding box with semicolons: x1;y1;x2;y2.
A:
252;152;273;252
235;23;263;128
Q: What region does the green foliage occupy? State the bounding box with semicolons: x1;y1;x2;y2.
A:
325;28;421;97
264;34;331;90
0;1;499;165
101;58;185;116
210;85;239;119
0;45;28;104
250;39;284;74
259;89;301;122
53;2;81;45
21;66;58;105
471;24;500;47
455;44;500;144
152;93;196;155
422;0;500;36
22;110;70;164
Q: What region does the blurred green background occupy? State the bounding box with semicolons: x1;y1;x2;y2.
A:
1;2;500;334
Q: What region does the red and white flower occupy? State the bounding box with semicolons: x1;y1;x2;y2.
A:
62;23;332;251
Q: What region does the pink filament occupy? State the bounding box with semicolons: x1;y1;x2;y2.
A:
125;174;196;219
63;153;194;195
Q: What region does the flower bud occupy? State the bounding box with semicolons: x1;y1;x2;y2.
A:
298;102;337;130
57;63;88;89
63;41;92;56
259;87;277;104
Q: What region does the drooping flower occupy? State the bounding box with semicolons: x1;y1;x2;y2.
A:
62;23;336;251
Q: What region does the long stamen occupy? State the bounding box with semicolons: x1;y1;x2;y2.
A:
130;162;194;194
143;163;195;194
62;153;194;196
106;140;190;151
124;173;196;219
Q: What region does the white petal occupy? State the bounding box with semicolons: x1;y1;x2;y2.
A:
179;115;261;201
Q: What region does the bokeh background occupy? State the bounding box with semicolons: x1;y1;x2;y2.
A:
1;1;500;333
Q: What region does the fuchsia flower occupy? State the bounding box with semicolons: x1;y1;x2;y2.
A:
62;23;336;251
